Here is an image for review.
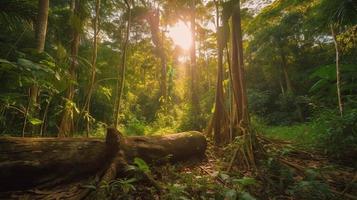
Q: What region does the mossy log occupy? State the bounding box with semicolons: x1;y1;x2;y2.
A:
0;128;206;194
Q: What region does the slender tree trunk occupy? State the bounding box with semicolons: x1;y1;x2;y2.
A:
114;0;131;129
26;0;49;135
146;8;167;103
279;47;304;121
81;0;100;136
190;0;200;126
331;25;343;116
40;96;52;137
280;51;293;94
278;65;285;96
35;0;49;52
58;0;80;137
22;89;31;137
211;0;229;144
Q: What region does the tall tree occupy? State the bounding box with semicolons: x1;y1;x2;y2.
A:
210;0;230;144
211;0;260;170
25;0;49;136
81;0;101;136
58;0;82;137
114;0;132;129
140;0;168;104
319;0;357;116
190;0;200;125
229;0;257;170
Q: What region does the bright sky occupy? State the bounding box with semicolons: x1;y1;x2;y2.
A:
167;21;192;50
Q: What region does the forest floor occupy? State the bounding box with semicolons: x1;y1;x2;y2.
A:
127;136;357;200
3;133;356;200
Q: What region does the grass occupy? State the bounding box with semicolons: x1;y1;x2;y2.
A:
253;118;319;149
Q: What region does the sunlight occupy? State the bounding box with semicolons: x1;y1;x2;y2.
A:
168;21;192;50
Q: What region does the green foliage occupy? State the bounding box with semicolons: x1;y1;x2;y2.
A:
133;157;150;173
313;108;357;166
288;169;332;200
258;122;317;148
248;90;306;125
124;118;146;135
28;117;42;125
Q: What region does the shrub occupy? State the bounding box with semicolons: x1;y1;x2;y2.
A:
313;108;357;167
124;118;146;135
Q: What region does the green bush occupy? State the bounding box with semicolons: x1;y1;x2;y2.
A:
124;118;146;136
288;169;332;200
314;109;357;167
248;90;307;125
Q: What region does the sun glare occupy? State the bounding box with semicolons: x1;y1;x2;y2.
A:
168;21;192;51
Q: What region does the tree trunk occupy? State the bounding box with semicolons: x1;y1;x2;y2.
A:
279;47;304;121
211;0;230;144
228;1;258;170
280;50;293;94
0;129;206;194
146;8;168;103
81;0;100;136
231;2;249;129
190;0;200;127
114;0;131;128
26;0;49;136
331;25;343;116
58;0;81;137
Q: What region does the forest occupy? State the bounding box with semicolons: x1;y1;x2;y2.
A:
0;0;356;199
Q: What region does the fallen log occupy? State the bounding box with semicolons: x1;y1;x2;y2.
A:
0;128;207;193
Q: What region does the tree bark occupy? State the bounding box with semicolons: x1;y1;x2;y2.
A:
58;0;81;137
0;129;206;193
331;25;343;116
227;1;259;170
211;0;230;144
231;2;249;129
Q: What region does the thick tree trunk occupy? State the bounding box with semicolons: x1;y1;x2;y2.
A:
231;2;249;129
0;129;206;194
227;1;259;170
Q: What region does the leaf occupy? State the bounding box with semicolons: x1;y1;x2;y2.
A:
28;117;43;125
240;192;257;200
82;185;97;190
309;79;328;93
133;157;150;173
55;72;61;81
310;65;336;80
219;173;230;181
17;58;41;71
224;189;237;200
98;86;112;100
233;177;256;186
